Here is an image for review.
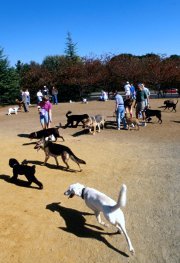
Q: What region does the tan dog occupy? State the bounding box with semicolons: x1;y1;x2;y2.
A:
125;114;140;130
15;99;23;110
83;115;105;135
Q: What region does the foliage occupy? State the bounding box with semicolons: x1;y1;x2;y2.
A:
0;40;180;104
64;32;81;63
0;48;20;104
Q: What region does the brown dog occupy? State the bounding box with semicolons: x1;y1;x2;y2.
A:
15;99;23;110
83;115;105;135
34;136;86;171
125;114;140;130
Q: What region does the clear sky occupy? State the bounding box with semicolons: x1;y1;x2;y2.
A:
1;0;179;67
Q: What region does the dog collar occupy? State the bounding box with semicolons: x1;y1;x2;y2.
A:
81;188;86;199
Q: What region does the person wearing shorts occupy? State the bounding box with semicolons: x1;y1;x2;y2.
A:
38;96;52;129
134;84;147;122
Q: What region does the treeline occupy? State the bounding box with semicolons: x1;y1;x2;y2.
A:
0;47;179;104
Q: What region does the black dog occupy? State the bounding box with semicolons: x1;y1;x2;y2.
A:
9;158;43;189
144;107;162;124
63;111;89;128
164;100;178;112
29;126;64;141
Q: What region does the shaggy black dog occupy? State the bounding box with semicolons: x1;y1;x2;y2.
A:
29;126;64;142
63;111;89;128
9;158;43;189
144;108;162;124
164;100;178;112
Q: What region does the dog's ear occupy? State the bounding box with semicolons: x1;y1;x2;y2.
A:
9;158;19;167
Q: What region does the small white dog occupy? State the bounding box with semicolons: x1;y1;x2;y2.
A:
8;107;19;115
64;183;134;255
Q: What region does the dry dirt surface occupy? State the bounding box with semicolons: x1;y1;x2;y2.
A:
0;98;179;263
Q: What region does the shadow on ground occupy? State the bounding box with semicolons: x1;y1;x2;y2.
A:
24;160;78;173
46;202;129;257
0;174;40;189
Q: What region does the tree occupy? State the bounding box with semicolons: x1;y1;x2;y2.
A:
64;32;80;62
0;48;20;104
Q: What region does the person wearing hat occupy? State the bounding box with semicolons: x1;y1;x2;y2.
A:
37;95;52;129
124;81;131;99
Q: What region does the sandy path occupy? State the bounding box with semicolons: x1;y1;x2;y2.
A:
0;98;179;263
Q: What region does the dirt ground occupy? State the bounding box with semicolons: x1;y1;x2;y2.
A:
0;98;179;263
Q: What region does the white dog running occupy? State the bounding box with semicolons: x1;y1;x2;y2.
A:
8;107;19;115
64;183;134;255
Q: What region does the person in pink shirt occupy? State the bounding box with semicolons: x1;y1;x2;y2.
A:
38;95;52;129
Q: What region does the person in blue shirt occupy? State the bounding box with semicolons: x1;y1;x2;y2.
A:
114;91;127;130
130;83;136;100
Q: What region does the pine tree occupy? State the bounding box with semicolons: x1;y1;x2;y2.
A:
0;48;20;104
64;32;79;62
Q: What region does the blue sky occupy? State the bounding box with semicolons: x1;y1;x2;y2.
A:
1;0;179;67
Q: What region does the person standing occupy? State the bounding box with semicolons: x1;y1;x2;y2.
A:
130;83;136;100
134;84;147;123
51;86;58;105
38;95;52;129
21;89;29;112
142;83;150;107
42;85;49;96
37;89;43;103
25;89;30;105
114;91;127;130
124;81;131;99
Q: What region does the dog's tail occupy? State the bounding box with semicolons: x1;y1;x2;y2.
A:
176;100;178;105
111;184;127;212
117;184;127;207
66;111;72;117
69;150;86;171
56;123;62;129
70;152;86;165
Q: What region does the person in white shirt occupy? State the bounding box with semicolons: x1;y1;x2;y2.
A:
37;90;43;103
124;81;131;99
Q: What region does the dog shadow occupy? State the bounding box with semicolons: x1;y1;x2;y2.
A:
22;142;37;146
46;202;129;257
0;174;40;189
104;120;117;129
24;160;78;173
72;129;89;137
17;133;30;138
172;120;180;123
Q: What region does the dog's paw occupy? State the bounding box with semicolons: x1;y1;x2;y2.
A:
130;248;135;255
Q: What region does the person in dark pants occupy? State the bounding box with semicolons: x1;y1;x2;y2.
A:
21;89;29;112
51;86;58;105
